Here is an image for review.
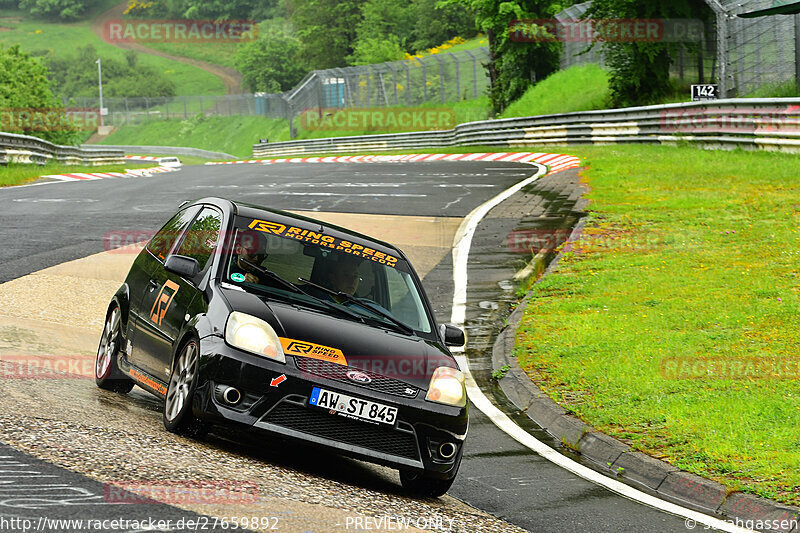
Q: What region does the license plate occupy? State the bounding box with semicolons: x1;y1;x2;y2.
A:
309;387;397;425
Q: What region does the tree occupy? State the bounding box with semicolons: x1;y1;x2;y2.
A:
0;45;77;144
46;45;177;98
17;0;101;20
408;0;477;51
290;0;366;70
585;0;712;107
448;0;566;115
348;36;406;65
235;30;306;92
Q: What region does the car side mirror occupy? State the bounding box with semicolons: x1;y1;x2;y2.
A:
164;255;199;279
440;324;465;347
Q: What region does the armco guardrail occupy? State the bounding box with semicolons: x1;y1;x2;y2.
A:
89;145;236;160
253;98;800;157
1;132;124;166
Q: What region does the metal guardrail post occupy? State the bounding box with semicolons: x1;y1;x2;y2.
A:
795;14;800;92
431;54;447;104
464;49;478;99
405;63;411;106
451;54;460;100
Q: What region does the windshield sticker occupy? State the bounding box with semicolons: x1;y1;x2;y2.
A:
230;272;246;282
248;219;399;267
280;338;347;366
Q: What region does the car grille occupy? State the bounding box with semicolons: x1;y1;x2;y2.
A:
263;400;420;460
294;357;419;398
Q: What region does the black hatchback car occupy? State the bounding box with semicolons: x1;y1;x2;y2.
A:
95;197;468;496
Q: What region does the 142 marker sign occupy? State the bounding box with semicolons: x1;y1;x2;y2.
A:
691;84;718;101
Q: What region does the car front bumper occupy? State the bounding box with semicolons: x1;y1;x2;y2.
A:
192;336;468;479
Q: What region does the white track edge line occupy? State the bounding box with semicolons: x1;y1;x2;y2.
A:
448;162;754;533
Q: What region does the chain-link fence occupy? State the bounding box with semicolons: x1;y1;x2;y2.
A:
713;0;800;96
557;2;717;86
556;1;800;97
61;93;290;127
63;47;491;129
283;48;491;112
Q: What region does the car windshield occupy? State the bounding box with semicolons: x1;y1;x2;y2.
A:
223;216;434;335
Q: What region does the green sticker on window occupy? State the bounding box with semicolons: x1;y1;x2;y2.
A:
231;273;245;282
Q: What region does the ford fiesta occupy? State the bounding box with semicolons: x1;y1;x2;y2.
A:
95;197;468;496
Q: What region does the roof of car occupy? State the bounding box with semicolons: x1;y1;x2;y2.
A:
191;197;405;257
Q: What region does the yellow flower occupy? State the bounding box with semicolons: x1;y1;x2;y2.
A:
35;30;41;34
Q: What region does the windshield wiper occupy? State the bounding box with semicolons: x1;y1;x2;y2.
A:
240;259;304;294
239;259;364;322
297;277;414;335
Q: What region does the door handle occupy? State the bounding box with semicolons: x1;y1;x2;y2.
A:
148;280;159;291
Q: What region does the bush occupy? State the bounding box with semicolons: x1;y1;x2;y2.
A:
0;45;79;144
235;30;306;92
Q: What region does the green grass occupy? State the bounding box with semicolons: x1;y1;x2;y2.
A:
501;64;610;118
98;115;285;157
0;160;150;186
95;97;492;157
745;79;800;98
0;8;225;95
510;144;800;505
145;41;239;69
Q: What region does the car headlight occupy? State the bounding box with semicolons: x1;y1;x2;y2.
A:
425;367;466;407
224;311;285;363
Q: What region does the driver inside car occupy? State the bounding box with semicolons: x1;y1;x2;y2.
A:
230;230;267;284
328;254;362;298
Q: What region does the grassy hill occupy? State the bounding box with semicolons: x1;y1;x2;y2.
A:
0;6;225;96
501;64;610;118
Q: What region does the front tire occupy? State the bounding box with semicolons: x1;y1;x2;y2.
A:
163;338;207;438
399;464;459;498
95;305;135;393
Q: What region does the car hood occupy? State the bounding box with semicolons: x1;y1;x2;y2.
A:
221;287;456;388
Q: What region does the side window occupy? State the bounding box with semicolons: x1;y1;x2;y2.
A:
146;207;199;262
175;207;222;273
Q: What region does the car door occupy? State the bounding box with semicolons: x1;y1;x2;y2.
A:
126;207;199;360
131;206;223;379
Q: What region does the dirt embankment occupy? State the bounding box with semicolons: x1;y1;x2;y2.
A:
90;2;244;94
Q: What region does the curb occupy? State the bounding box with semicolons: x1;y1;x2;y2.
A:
203;152;581;174
491;206;800;533
41;166;178;181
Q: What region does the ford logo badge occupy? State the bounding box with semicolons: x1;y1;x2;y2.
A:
346;370;372;384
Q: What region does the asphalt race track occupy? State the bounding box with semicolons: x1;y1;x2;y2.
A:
0;161;695;532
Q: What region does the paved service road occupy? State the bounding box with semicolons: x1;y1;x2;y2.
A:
0;162;695;532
